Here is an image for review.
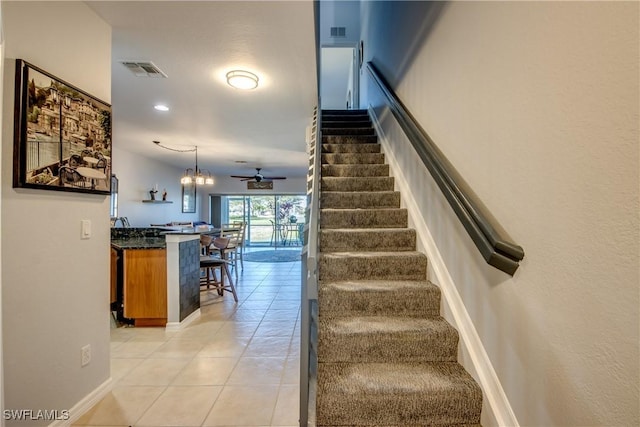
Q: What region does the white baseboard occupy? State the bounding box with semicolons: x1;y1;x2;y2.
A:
165;308;201;332
368;105;519;427
48;377;113;427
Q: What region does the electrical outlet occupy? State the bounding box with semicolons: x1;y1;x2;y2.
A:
81;344;91;367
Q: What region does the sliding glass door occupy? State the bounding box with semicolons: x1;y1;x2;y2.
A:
213;194;306;247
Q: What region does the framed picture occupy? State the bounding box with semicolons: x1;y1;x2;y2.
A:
13;59;112;194
182;182;196;213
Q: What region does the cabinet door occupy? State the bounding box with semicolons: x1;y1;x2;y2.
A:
123;249;167;319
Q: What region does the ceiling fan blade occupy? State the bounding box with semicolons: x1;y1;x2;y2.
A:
263;176;287;180
230;175;253;179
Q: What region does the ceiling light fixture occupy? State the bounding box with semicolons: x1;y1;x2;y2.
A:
153;141;214;185
226;70;259;90
154;104;169;111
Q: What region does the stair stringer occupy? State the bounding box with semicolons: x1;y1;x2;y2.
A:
368;105;520;427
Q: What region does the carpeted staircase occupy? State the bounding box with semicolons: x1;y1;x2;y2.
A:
316;109;483;426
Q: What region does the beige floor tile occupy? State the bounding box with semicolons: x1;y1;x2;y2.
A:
74;385;164;426
172;357;238;385
197;335;251;358
151;338;207;358
281;357;300;385
202;385;279;426
136;386;222;427
118;358;190;386
216;321;260;338
271;385;300;426
226;357;285;385
110;358;145;383
110;340;165;358
253;321;296;337
243;336;292;357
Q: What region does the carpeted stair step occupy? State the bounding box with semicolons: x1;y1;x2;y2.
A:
322;127;375;136
318;316;459;363
320;208;408;229
322;109;368;116
322;135;378;144
321;191;401;209
321;176;394;192
322;120;371;128
322;164;389;177
321;153;384;165
316;362;482;426
318;280;441;318
319;251;427;281
322;143;380;153
320;228;415;252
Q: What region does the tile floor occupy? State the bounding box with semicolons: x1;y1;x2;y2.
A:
74;249;301;427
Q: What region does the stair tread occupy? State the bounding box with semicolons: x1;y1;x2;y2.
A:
320;250;426;258
317;362;482;425
319;278;435;289
321;315;455;334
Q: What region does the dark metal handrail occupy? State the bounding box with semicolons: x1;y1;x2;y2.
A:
367;62;524;275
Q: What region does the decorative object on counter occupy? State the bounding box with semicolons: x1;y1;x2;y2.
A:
111;217;130;228
149;188;158;200
152;141;214;186
13;59;112;194
162;189;167;201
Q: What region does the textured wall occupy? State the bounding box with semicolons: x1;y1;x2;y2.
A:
361;1;639;426
178;239;200;321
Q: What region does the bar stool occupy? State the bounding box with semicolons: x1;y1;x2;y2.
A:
200;235;238;302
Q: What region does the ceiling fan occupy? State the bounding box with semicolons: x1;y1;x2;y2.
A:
230;168;286;182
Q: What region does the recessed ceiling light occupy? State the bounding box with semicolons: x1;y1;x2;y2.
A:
226;70;259;90
154;104;169;111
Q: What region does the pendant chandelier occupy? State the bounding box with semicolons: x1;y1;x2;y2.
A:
153;141;214;185
180;146;214;185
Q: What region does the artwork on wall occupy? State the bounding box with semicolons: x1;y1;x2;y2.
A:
13;59;112;194
247;181;273;190
182;182;196;213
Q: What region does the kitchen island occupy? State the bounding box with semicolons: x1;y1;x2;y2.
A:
111;227;201;328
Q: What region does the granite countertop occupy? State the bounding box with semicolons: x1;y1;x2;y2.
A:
111;237;167;250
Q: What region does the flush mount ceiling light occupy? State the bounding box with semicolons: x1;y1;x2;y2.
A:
154;104;169;111
226;70;259;90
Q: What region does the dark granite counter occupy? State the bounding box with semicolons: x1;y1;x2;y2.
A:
111;237;166;250
111;227;171;250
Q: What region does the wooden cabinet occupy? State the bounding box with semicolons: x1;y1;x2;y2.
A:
122;248;167;327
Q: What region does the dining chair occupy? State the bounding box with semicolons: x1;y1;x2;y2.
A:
220;224;245;281
199;235;237;302
59;166;88;188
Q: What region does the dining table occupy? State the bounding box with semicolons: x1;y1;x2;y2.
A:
76;166;106;189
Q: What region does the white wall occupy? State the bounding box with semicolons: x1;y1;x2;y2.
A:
362;1;639;426
1;2;111;425
321;47;354;109
319;0;360;46
112;146;202;227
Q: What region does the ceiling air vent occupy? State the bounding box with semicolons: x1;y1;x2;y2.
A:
330;27;346;38
120;61;167;78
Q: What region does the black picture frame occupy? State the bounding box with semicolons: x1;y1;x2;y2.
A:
182;182;196;213
13;59;112;195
